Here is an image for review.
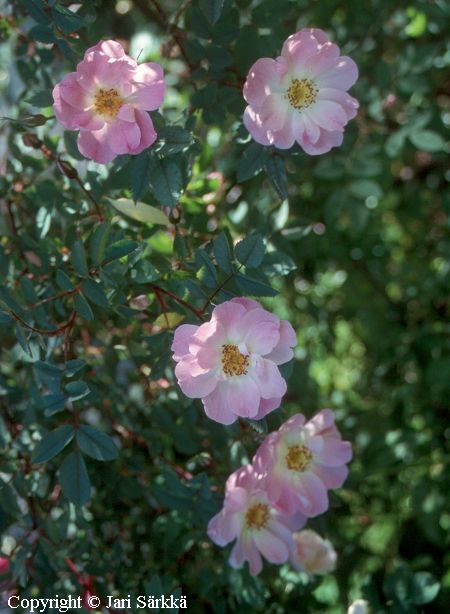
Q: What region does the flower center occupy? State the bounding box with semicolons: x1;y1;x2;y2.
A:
286;78;318;110
245;503;269;530
94;88;123;118
285;444;312;471
221;344;249;377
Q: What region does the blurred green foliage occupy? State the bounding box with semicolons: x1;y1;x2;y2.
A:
0;0;449;612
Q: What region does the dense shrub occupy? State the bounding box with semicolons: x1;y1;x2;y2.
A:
0;1;448;612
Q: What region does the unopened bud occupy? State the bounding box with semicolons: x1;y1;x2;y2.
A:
22;114;50;127
57;158;78;179
22;133;42;149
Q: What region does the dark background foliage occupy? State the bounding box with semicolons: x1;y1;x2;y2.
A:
0;0;449;612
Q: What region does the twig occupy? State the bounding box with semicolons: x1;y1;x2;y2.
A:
150;284;205;321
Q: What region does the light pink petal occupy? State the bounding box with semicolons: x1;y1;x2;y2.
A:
231;297;261;312
318;88;359;119
254;529;289;564
172;324;198;361
296;472;329;517
195;345;221;369
77;127;116;164
305;409;335;435
313;437;352;466
254;358;286;399
53;82;80;130
207;511;240;546
233;309;280;355
131;62;165;110
78;51;135;89
105;118;141;155
229;539;245;569
280;413;306;435
259;94;288;132
203;382;238;425
281;29;323;66
316;56;359;90
265;320;296;364
243;106;273;146
174;357;218;398
300;127;343;156
211;301;247;336
225;376;261;418
306;100;348;131
313;463;349;489
117;103;136;122
303;41;340;77
252;396;282;420
129;109;157;153
278;512;308;533
58;73;90;110
243;57;286;107
190;320;226;355
296;113;321;145
243;538;263;576
84;39;127;59
224;486;249;512
271;112;296;149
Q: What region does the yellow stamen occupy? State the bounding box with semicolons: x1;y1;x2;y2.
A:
94;88;123;118
285;444;312;471
221;344;249;377
286;78;318;110
245;503;269;530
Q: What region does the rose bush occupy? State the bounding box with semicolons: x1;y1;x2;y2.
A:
0;1;448;612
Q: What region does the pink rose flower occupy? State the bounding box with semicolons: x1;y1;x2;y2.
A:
243;28;359;154
53;40;165;164
290;529;337;574
207;464;306;576
253;410;352;517
171;298;296;425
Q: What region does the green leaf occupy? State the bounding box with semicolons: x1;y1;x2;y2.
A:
32;425;75;464
107;198;170;226
196;248;218;287
235;273;277;297
104;239;140;262
74;293;94;321
234;234;264;268
157;126;193;156
59;451;91;506
131;151;152;201
39;393;67;416
26;89;54;107
65;380;90;402
51;5;85;33
199;0;225;24
349;179;383;199
18;0;49;25
76;425;118;461
81;279;109;308
265;156;288;200
410;572;440;605
213;232;234;274
55;269;74;291
149;156;183;207
70;240;88;276
409;130;445;152
237;143;269;182
154;311;185;329
28;25;55;44
89;221;111;265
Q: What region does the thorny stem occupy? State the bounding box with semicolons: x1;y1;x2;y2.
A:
150;284;205;321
